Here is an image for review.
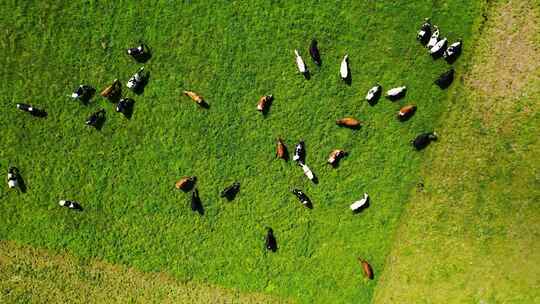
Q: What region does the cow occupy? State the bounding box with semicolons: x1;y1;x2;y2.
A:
412;132;438;150
257;95;273;114
444;39;462;63
183;90;208;108
435;69;454;89
126;43;150;62
175;176;196;192
309;39;321;66
221;182;240;201
265;227;277;252
7;167;19;189
417;18;432;45
293;140;305;163
59;200;82;211
386;86;407;101
191;187;203;214
127;67;147;92
426;26;440;49
340;54;349;81
299;162;315;182
85;109;105;128
276;137;288;160
116;97;134;118
350;193;369;212
16;103;46;117
365;84;382;105
292;188;312;209
398;104;417;121
327;149;347;167
358;258;374;280
70;85;95;103
430;37;448;58
294;49;308;75
100;79;121;100
336;117;361;129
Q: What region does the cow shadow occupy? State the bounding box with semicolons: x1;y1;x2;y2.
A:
303;70;311;80
120;100;135;120
17;174;27;193
198;100;210;109
79;88;96;105
343;69;352;86
191;188;204;215
445;50;461;64
31;109;48;118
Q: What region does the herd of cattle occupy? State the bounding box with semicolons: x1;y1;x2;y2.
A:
7;18;461;281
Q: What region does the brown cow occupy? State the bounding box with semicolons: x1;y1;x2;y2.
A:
327;149;347;166
100;79;121;100
398;104;417;121
257;95;273;114
276;137;288;160
336;118;361;129
358;258;374;280
175;176;196;192
183;90;208;108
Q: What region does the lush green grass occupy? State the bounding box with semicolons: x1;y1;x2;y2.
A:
0;1;484;302
374;0;540;302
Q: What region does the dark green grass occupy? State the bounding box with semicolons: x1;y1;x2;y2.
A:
0;1;483;302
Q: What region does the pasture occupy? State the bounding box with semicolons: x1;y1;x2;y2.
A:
3;0;535;303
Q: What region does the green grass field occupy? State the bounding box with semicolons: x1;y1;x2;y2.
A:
3;0;537;303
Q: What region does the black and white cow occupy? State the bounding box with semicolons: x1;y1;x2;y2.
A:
386;86;407;101
116;97;134;117
127;67;147;91
59;200;82;211
71;85;95;103
430;37;448;58
411;132;438;150
417;18;432;45
126;43;149;62
292;188;312;208
293;140;306;163
86;109;105;128
426;26;440;49
350;192;369;212
16;103;46;117
7;167;19;189
444;39;463;62
365;84;382;104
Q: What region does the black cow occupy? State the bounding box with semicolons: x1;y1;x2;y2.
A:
71;85;95;103
292;188;312;209
265;227;277;252
86;109;105;128
116;98;134;118
435;69;454;89
126;43;151;62
309;39;321;66
221;182;240;201
412;132;438;150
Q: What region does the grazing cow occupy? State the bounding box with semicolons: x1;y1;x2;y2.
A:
257;95;273;114
417;18;432;45
221;182;240;201
71;85;94;103
292;188;312;209
100;79;121;100
299;163;315;181
175;176;196;192
276;137;288;160
309;39;321;66
16;103;46;117
365;84;382;105
426;26;440;49
336;117;361;129
86;109;105;128
444;39;462;62
350;193;369;212
327;149;347;167
191;187;203;214
412;132;438;150
7;167;19;189
116;97;134;117
127;67;147;91
265;227;277;252
183;90;208;108
293;140;305;163
126;43;149;62
294;49;307;74
435;69;454;89
59;200;82;211
386;86;407;101
430;37;448;58
340;54;349;81
358;258;374;280
398;104;417;121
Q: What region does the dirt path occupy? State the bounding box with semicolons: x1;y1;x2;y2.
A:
373;0;540;302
